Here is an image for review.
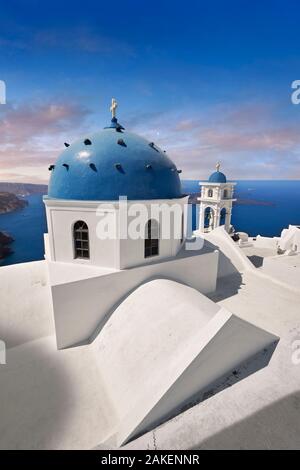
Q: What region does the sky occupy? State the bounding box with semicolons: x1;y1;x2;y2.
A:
0;0;300;183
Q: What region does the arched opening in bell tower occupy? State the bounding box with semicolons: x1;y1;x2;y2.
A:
204;207;214;231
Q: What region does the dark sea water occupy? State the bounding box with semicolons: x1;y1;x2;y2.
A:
0;194;47;267
0;180;299;267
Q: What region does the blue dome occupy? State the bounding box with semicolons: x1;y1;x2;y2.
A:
47;121;182;201
208;171;227;183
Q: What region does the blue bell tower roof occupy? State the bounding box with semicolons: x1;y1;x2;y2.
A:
208;171;227;183
208;163;227;183
47;116;183;201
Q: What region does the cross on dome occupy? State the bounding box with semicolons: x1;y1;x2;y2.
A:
47;104;182;201
110;98;118;119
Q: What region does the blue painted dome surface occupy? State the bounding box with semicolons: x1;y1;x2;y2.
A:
208;171;227;183
48;125;182;200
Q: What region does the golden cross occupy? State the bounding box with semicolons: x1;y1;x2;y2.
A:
110;98;118;119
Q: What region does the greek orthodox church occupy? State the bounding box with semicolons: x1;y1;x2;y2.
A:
1;100;300;450
41;100;278;445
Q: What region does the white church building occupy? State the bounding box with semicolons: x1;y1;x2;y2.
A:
1;100;300;450
40;100;279;445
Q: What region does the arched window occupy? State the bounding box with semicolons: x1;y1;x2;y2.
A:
144;219;159;258
220;208;227;226
73;221;90;259
208;189;213;197
223;189;228;198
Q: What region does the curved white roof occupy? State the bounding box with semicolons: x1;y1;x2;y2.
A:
94;278;277;445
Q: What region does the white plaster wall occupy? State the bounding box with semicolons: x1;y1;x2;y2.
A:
204;185;218;200
44;197;188;271
119;197;187;269
50;249;219;349
44;233;50;260
44;199;119;269
198;182;236;204
279;225;300;252
254;235;279;249
254;226;300;254
0;261;54;347
199;226;255;276
262;256;300;292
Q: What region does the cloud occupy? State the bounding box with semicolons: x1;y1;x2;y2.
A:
0;100;92;183
174;119;199;131
198;127;300;152
0;27;135;57
0;102;90;143
129;102;300;179
1;99;300;183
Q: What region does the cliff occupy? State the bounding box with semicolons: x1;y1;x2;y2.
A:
0;182;47;196
0;192;28;214
0;231;14;260
188;193;275;206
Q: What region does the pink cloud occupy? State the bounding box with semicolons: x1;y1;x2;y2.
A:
0;101;91;183
0;102;90;144
133;102;300;179
1;99;300;183
174;119;201;131
198;127;300;152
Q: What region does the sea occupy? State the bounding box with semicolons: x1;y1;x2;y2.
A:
0;180;299;267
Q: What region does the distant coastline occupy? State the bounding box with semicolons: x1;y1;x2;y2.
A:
0;182;47;261
188;193;275;207
0;192;28;215
0;182;47;197
234;198;275;207
0;192;29;259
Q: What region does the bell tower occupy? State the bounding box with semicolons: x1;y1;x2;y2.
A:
198;163;236;233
